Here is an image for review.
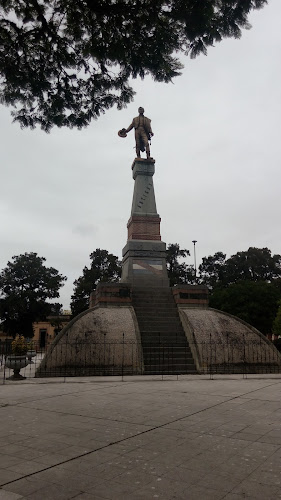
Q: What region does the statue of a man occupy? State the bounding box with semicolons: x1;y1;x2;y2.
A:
119;107;154;159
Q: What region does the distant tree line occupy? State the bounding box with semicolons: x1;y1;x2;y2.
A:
1;245;281;338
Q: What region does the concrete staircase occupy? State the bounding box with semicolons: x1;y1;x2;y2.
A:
132;287;197;375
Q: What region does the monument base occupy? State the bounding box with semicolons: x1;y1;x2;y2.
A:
121;240;169;287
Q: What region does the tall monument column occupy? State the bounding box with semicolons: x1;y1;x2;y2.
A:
121;158;169;287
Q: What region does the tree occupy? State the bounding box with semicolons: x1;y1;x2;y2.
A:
0;0;267;130
199;247;281;333
224;247;281;285
199;247;281;289
272;300;281;337
166;243;193;286
0;252;66;337
71;248;121;316
198;251;226;289
210;280;281;334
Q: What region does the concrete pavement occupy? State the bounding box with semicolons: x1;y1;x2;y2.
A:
1;375;281;499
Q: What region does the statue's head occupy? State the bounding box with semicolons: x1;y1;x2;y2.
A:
138;107;144;115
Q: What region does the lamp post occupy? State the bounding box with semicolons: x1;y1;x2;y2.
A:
192;240;197;284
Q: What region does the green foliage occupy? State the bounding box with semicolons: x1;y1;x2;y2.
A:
11;335;28;355
166;243;193;286
272;300;281;336
0;0;267;130
199;247;281;333
71;249;121;316
210;280;281;334
224;247;281;284
199;247;281;289
0;252;66;337
198;251;226;289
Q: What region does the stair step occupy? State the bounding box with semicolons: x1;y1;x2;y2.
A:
144;365;197;373
137;323;183;328
139;330;187;335
144;360;195;366
143;348;192;352
142;348;194;356
139;331;187;336
141;338;188;343
134;309;176;315
136;316;181;321
134;311;178;316
134;308;177;311
144;370;197;375
141;339;188;342
132;286;197;375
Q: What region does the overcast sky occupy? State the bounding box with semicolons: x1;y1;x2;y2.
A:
1;0;280;310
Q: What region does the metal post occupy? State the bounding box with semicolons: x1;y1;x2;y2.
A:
192;240;197;284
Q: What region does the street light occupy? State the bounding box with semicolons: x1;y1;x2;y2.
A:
192;240;197;284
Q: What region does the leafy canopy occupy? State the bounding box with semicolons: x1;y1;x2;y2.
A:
210;280;281;334
199;247;281;289
166;243;193;286
199;247;281;334
0;252;66;337
71;248;121;316
0;0;267;130
198;251;226;289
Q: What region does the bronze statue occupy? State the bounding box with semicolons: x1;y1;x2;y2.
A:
118;107;154;159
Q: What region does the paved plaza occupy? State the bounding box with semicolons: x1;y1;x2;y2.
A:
1;375;281;499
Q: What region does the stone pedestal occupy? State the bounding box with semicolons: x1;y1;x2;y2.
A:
121;239;169;287
121;158;169;287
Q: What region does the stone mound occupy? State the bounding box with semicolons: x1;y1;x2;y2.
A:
36;303;281;377
36;306;142;377
179;307;281;373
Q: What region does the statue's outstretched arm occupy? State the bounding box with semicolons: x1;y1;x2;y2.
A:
126;122;134;133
